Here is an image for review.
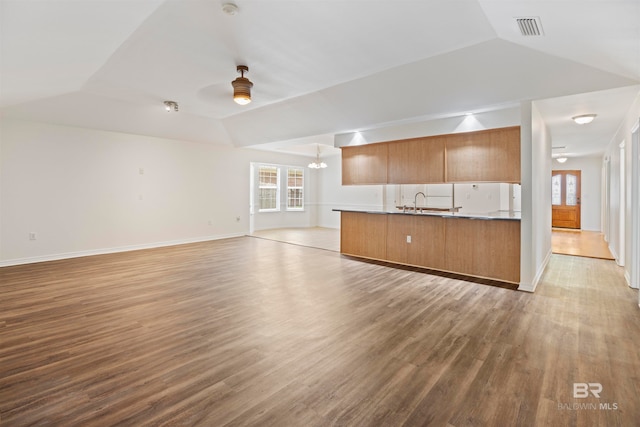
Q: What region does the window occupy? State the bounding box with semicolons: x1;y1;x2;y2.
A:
287;168;304;210
258;165;279;211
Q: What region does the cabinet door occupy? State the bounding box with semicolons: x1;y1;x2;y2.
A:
444;218;520;283
411;215;446;270
341;143;388;185
386;215;445;269
446;126;520;183
387;137;445;184
340;212;387;260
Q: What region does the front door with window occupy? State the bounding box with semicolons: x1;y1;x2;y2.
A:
552;170;581;229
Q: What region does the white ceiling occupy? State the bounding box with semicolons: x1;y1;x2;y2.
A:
1;0;639;159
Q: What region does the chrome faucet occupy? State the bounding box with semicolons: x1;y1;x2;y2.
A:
414;192;426;213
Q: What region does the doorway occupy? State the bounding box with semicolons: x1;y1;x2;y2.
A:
552;170;581;229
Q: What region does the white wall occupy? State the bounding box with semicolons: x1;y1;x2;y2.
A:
317;152;383;229
335;107;521;147
553;156;603;231
519;101;552;292
0;118;316;266
603;90;640;286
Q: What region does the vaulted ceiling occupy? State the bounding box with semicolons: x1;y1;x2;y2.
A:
1;0;639;158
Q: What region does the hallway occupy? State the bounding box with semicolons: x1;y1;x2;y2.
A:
552;229;615;260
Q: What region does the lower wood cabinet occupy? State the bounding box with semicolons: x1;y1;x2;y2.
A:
386;215;445;270
340;211;521;284
443;217;520;283
340;212;387;260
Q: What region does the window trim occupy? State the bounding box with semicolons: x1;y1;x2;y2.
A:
286;167;305;211
258;165;280;212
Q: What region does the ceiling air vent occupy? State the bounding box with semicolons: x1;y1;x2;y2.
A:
516;17;544;36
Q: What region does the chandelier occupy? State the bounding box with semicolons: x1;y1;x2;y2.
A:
308;144;327;169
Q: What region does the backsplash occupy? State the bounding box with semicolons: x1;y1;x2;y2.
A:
386;183;521;214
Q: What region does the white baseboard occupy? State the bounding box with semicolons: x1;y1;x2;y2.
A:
0;233;244;267
518;249;552;293
608;244;624;266
624;270;638;289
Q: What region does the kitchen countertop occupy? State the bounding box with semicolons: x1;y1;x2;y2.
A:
332;208;521;221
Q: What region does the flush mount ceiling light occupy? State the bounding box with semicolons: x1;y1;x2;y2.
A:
164;100;178;112
221;2;239;15
572;114;596;125
231;65;253;105
308;144;327;169
556;157;568;163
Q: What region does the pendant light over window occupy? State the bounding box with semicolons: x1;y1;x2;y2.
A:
232;65;253;105
308;144;327;169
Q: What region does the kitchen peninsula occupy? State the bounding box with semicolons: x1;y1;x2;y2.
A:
334;209;520;283
337;126;521;284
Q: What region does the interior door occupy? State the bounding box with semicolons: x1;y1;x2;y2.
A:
552;170;581;229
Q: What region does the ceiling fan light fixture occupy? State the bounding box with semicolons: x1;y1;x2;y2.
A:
163;100;178;112
572;114;596;125
232;65;253;105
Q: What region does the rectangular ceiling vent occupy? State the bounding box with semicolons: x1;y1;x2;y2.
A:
516;17;544;36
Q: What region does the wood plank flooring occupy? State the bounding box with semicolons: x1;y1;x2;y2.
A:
552;229;614;260
1;237;639;426
251;227;340;252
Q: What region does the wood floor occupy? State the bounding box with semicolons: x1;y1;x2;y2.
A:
1;237;639;426
251;227;340;252
552;229;615;260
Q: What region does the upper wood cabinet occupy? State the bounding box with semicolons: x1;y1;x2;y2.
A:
341;143;388;185
387;136;445;184
445;126;521;183
341;126;521;185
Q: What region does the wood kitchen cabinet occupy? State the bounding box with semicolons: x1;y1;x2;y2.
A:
341;143;388;185
386;214;445;270
339;210;520;284
340;211;387;260
445;126;521;183
443;217;520;283
342;126;520;185
387;136;445;184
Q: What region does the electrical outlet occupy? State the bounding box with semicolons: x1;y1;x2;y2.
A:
208;220;213;226
29;232;37;241
406;235;411;243
139;168;145;175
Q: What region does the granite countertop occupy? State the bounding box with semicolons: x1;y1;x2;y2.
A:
332;208;521;221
